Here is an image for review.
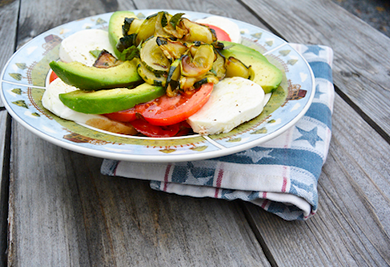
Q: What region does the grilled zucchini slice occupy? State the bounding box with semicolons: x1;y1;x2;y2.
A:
140;36;171;74
137;62;167;87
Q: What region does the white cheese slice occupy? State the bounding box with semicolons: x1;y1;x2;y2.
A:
42;78;102;123
59;29;115;66
196;16;241;43
187;77;265;135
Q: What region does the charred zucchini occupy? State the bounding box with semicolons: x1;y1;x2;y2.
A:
181;44;215;77
212;50;226;80
140;36;171;74
225;56;253;79
181;18;217;44
135;12;159;45
166;57;182;96
156;36;188;61
137;62;167;87
122;17;143;36
93;50;121;68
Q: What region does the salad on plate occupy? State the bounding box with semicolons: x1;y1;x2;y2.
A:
43;10;283;138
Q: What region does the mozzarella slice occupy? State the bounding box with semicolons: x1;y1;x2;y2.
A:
196;16;241;43
59;29;115;66
42;78;102;123
187;77;265;135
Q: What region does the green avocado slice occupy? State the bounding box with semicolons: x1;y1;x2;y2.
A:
220;42;283;93
49;60;142;91
59;83;165;114
221;41;268;60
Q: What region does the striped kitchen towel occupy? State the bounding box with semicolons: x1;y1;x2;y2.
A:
101;44;334;221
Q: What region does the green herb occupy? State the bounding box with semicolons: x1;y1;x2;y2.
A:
118;46;139;61
170;13;185;29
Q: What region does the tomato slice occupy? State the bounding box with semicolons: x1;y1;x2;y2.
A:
176;121;192;136
49;71;58;83
103;101;149;122
104;83;214;126
130;118;180;137
141;83;213;126
201;24;231;42
103;109;138;122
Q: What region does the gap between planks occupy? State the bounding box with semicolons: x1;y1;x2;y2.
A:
239;201;279;267
0;111;11;267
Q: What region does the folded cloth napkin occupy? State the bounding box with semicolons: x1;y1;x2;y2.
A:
101;44;334;221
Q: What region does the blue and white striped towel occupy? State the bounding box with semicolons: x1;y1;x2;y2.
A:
101;44;334;221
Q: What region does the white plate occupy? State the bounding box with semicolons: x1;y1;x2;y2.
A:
0;10;315;162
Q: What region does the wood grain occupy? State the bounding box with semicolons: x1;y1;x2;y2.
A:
0;0;19;107
0;0;19;263
132;0;268;29
15;0;136;49
4;0;390;266
243;93;390;266
0;111;10;266
8;123;270;266
240;0;390;136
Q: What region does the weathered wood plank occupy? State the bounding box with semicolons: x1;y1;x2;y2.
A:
8;123;270;266
243;93;390;266
0;110;10;266
0;1;19;263
7;0;390;266
240;0;390;136
0;0;19;107
15;0;136;49
132;0;268;29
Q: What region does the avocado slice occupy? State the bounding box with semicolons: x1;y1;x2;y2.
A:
49;60;142;91
221;41;267;59
108;11;138;58
59;83;165;114
221;42;283;93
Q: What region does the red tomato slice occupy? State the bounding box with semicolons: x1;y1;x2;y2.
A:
103;100;149;122
103;109;138;122
130;118;180;137
141;83;214;126
176;121;192;136
104;83;214;126
49;71;58;83
202;24;231;41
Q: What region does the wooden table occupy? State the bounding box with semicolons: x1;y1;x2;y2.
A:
1;0;390;266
